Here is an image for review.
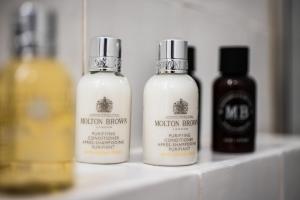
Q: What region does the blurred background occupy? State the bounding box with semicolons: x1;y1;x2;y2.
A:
0;0;299;149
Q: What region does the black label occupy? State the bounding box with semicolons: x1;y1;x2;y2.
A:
217;92;253;132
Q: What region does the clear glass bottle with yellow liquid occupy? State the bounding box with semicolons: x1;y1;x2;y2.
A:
0;2;74;193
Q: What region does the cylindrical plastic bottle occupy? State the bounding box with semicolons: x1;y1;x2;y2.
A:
76;37;131;164
143;39;199;166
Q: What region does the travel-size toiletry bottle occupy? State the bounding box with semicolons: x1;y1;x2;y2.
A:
212;47;256;153
143;39;199;166
76;37;131;164
0;2;74;192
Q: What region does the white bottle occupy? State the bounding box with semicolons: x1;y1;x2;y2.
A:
143;39;199;166
76;37;131;164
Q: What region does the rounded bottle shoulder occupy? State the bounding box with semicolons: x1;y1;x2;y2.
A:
3;58;72;84
7;58;65;69
78;72;131;90
146;74;197;86
144;74;198;93
213;76;256;89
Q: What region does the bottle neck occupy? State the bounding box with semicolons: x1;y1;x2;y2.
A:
220;69;248;77
157;58;188;74
90;69;119;74
221;73;247;78
89;56;121;73
13;46;54;60
157;71;187;75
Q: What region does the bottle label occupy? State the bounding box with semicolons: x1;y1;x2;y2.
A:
217;92;254;133
144;97;198;164
77;96;130;162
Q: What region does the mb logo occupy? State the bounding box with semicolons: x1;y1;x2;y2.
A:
225;105;249;121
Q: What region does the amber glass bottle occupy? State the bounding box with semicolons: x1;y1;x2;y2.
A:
212;47;256;153
0;3;74;193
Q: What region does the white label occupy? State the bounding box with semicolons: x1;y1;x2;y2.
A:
76;93;131;163
144;96;198;166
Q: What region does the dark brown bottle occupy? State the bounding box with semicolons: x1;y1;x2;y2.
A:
188;46;202;151
212;47;256;153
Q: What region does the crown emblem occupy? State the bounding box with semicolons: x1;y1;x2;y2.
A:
96;97;113;113
173;98;188;114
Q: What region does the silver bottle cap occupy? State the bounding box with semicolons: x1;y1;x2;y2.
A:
89;37;121;72
13;2;56;58
157;39;188;74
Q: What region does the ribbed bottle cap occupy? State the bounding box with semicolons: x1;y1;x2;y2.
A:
89;37;121;72
157;39;188;74
220;46;249;76
13;2;56;57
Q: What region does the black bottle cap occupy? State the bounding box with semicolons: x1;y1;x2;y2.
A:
219;46;249;76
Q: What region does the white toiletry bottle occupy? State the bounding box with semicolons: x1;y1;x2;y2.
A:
76;37;131;164
143;39;199;166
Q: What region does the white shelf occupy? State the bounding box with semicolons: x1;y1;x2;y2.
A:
1;133;300;200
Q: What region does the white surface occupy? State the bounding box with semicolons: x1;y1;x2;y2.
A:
1;133;299;200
